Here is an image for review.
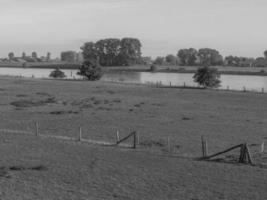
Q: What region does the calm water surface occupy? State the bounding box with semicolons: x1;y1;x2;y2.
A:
0;67;267;92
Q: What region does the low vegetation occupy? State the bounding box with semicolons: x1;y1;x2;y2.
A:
49;68;66;78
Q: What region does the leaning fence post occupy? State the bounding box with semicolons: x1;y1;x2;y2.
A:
35;122;39;136
78;126;82;141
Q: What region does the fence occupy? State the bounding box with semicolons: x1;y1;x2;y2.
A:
0;121;266;166
146;81;267;94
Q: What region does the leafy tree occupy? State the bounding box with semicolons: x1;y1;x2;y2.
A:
8;52;15;60
117;38;142;66
81;42;98;62
49;68;66;78
198;48;223;66
193;66;221;88
77;60;103;81
32;52;38;59
254;57;267;67
61;51;76;62
153;57;165;65
177;48;198;66
165;54;177;65
95;38;121;66
46;52;51;61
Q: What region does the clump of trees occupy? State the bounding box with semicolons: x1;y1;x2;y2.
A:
61;51;77;62
49;68;66;78
177;48;198;66
193;66;221;88
177;48;223;66
80;38;142;66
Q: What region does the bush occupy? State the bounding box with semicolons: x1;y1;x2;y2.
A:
49;68;66;78
150;64;158;72
77;60;103;81
193;66;221;88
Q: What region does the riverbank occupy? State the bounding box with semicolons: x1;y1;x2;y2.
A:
1;63;267;76
0;77;266;199
104;65;267;76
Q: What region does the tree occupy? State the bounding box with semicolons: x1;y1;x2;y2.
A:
193;66;221;88
153;57;165;65
22;52;26;58
49;68;66;78
46;52;51;61
95;38;121;66
198;48;224;66
32;52;38;59
8;52;15;60
165;54;177;65
264;50;267;59
77;60;103;81
254;57;267;67
117;38;142;66
81;42;98;63
177;48;198;66
61;51;76;62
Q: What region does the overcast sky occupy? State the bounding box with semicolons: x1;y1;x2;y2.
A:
1;0;267;58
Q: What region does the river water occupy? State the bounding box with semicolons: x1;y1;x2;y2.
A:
0;67;267;92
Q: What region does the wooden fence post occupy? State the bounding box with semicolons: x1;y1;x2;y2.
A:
205;140;208;157
167;137;171;153
243;86;246;92
35;122;39;136
116;130;120;143
262;88;264;93
260;142;265;153
133;132;136;149
184;82;186;88
170;82;172;87
78;126;82;141
201;136;208;158
137;132;140;145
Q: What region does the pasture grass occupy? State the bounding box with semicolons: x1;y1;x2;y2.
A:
0;77;266;199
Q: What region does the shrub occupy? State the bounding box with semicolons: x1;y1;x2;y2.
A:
150;64;158;72
49;68;66;78
77;60;103;81
193;66;221;88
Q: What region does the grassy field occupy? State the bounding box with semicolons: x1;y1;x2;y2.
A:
0;77;267;199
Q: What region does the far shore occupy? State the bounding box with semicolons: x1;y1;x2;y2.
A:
1;63;267;76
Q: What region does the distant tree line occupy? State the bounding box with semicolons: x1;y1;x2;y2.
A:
5;52;51;62
81;38;142;66
153;48;267;67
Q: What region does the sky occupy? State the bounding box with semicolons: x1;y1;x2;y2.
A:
1;0;267;59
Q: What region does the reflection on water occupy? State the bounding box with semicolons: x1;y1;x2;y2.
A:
0;67;267;92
